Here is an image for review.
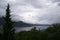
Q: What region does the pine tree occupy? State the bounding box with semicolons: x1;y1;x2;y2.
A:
3;4;15;40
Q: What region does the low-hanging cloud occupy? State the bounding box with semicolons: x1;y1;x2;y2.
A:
0;0;60;24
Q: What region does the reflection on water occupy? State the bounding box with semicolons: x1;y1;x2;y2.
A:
15;26;49;32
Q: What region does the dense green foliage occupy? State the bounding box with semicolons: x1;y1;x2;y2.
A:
15;23;60;40
2;4;15;40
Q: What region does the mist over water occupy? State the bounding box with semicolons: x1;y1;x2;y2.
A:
15;26;49;32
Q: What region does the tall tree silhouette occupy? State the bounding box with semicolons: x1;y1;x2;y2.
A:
3;4;15;40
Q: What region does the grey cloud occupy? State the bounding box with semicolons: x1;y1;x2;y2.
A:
53;0;60;2
24;0;42;8
10;0;42;8
57;3;60;6
49;0;60;2
0;0;7;17
48;0;60;6
40;8;60;24
0;0;60;24
9;0;60;24
57;2;60;6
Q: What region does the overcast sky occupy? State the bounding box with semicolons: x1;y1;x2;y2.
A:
0;0;60;24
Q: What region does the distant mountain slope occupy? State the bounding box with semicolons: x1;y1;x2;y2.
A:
0;17;4;26
0;17;33;27
13;21;33;27
0;17;51;27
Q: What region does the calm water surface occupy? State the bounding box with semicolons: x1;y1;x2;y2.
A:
15;26;49;32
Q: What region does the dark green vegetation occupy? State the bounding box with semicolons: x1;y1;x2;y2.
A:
2;4;15;40
0;4;60;40
15;23;60;40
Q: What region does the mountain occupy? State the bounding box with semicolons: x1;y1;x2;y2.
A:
0;17;50;27
0;17;4;26
0;17;33;27
13;21;33;27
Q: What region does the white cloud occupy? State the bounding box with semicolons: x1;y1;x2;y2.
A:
0;0;60;24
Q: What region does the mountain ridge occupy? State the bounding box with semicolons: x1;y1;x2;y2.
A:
0;17;51;27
